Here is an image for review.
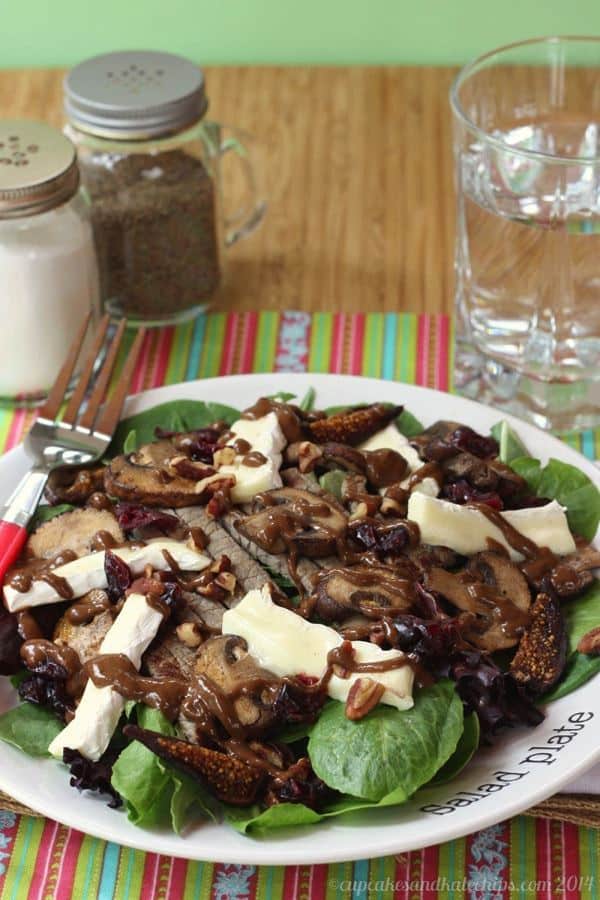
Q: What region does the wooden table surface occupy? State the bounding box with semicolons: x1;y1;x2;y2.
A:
1;66;457;315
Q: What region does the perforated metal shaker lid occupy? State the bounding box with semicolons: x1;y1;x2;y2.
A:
0;121;79;219
64;50;208;139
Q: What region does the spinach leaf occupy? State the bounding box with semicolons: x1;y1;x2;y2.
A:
491;420;529;464
511;456;600;541
544;653;600;703
395;409;424;438
112;706;218;832
318;470;346;500
0;703;63;757
109;400;240;456
543;581;600;702
266;392;297;402
307;681;463;802
111;707;175;827
122;429;138;455
299;387;316;411
30;504;74;529
226;801;323;834
429;712;479;785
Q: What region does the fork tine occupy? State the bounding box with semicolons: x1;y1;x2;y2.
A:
61;314;111;427
77;318;127;432
37;312;92;420
94;327;147;438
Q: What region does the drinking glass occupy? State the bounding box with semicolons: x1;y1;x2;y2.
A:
451;37;600;432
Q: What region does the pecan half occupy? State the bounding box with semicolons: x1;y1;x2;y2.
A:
345;677;385;720
307;404;402;446
123;725;265;805
577;626;600;656
510;592;567;695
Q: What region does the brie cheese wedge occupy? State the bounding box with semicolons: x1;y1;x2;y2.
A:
222;586;414;711
218;412;286;503
48;592;163;761
408;493;576;560
4;540;210;612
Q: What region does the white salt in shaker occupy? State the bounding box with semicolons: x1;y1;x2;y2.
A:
0;121;100;403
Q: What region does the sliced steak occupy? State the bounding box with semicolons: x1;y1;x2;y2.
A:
176;506;276;597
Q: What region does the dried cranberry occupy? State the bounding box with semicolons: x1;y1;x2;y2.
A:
115;503;181;534
273;680;326;725
448;426;499;459
266;758;332;811
18;675;74;720
348;520;410;557
442;479;504;510
104;550;132;602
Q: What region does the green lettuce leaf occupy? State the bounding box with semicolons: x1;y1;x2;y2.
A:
510;457;600;541
318;470;346;500
395;409;424;438
0;703;63;756
543;581;600;702
266;392;296;402
307;681;463;802
111;707;175;827
112;706;219;832
299;387;316;411
491;420;529;464
429;711;479;785
109;400;240;456
30;504;75;529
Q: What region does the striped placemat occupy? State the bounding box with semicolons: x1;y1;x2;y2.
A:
0;311;598;900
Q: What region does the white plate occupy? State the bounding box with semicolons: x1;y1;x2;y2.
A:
0;373;598;865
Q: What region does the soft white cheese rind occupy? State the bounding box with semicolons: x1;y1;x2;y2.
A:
219;412;286;503
359;423;422;471
4;540;210;612
407;493;576;560
222;587;414;710
48;593;163;761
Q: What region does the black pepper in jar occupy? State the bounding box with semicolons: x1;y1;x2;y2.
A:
80;150;220;321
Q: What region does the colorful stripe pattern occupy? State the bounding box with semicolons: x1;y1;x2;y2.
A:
0;311;598;900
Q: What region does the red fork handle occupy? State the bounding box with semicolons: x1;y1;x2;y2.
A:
0;468;48;599
0;521;28;584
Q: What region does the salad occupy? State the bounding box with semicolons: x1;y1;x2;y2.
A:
0;389;599;837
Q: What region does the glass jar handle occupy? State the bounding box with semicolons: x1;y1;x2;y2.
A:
218;126;266;246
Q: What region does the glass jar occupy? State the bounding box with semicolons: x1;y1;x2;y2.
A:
64;50;265;326
0;121;100;404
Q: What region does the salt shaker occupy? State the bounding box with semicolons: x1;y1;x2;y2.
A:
0;121;100;403
64;50;266;326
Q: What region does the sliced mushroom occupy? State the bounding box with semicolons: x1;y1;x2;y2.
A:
408;544;463;571
307;404;402;446
467;552;531;613
411;420;462;461
53;607;114;663
443;452;499;491
27;508;124;560
192;635;282;736
425;552;531;652
510;592;567;694
45;464;106;506
312;564;418;621
123;724;264;805
546;542;600;598
236;487;347;558
104;440;213;507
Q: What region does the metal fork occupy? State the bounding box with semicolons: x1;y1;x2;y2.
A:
0;314;146;579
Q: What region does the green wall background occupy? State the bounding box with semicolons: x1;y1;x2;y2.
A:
4;0;600;68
